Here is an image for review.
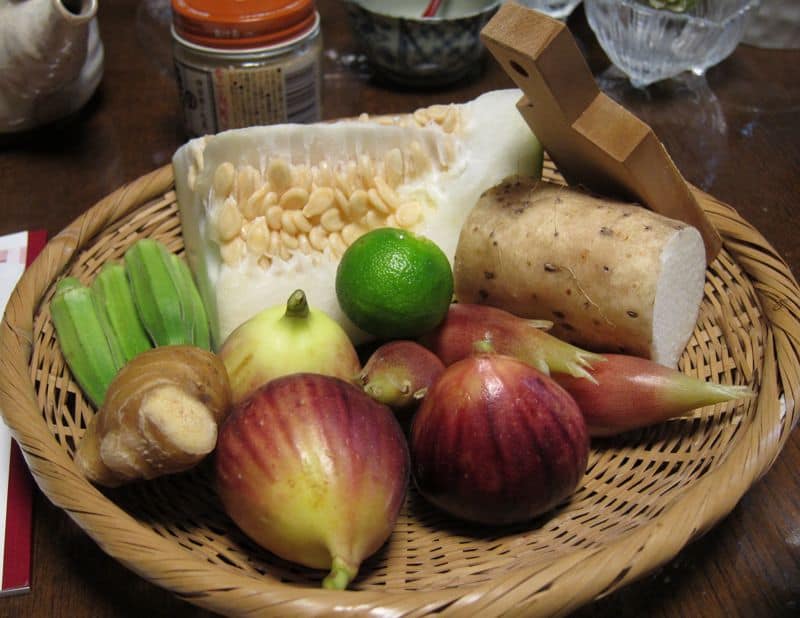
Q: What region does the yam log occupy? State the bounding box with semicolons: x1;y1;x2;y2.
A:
453;177;706;367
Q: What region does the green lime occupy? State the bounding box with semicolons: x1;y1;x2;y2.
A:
335;227;453;339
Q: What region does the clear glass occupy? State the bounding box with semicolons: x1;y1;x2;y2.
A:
743;0;800;49
585;0;760;88
512;0;582;20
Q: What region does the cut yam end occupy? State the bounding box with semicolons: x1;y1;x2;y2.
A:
652;226;706;367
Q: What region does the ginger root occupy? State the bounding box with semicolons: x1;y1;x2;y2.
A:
75;345;232;487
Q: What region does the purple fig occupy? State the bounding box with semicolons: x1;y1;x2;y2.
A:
411;351;588;525
215;373;409;589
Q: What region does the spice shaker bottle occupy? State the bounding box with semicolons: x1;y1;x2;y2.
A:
171;0;323;137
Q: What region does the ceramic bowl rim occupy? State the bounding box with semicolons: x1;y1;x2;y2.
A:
344;0;502;23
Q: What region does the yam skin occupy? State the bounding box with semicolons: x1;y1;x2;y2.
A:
453;177;706;367
75;345;232;487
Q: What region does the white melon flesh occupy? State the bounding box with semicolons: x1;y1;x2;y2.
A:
173;89;543;348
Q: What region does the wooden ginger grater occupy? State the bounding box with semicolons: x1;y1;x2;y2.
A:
481;3;722;261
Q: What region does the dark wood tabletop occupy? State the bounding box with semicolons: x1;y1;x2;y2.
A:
1;1;798;616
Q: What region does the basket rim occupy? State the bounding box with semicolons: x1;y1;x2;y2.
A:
1;163;798;616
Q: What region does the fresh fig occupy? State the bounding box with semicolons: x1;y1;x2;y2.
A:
219;289;361;404
215;373;409;589
357;340;445;411
410;351;589;525
420;303;604;381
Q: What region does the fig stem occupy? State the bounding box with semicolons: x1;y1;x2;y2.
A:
284;289;310;319
473;339;495;354
322;556;357;590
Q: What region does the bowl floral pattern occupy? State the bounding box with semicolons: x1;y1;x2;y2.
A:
345;1;500;86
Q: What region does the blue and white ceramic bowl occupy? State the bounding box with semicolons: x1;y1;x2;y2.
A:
344;0;502;86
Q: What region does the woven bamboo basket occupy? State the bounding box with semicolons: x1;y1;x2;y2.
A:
1;157;799;617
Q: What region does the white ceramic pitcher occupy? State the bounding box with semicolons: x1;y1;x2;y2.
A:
0;0;104;133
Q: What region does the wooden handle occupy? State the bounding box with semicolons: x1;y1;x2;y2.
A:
480;3;722;262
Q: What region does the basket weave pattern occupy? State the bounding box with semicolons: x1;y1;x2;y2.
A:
1;161;798;616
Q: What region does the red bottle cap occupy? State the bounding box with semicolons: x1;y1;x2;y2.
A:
172;0;316;49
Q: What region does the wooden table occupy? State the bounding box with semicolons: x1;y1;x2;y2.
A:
1;1;797;616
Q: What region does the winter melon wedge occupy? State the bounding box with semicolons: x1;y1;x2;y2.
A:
173;89;543;348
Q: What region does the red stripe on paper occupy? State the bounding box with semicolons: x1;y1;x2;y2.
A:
25;230;48;268
2;442;33;593
1;229;46;593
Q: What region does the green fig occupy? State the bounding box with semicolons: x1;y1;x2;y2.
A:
215;373;410;589
219;289;361;404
